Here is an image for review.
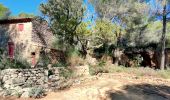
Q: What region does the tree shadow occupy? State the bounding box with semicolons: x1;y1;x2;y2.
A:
107;84;170;100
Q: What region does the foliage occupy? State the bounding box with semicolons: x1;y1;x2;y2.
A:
52;62;68;67
157;69;170;79
89;64;170;79
10;12;35;19
65;47;85;66
89;60;108;75
91;19;117;47
0;49;31;70
0;3;10;19
18;12;35;18
29;86;45;98
13;90;22;98
59;68;73;79
38;0;170;70
75;22;92;57
40;0;85;49
36;50;50;68
0;58;31;70
90;0;150;47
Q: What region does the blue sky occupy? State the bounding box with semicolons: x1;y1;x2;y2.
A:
0;0;96;22
0;0;95;18
0;0;46;16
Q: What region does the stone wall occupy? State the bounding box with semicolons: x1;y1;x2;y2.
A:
0;68;49;90
0;68;65;97
0;66;90;97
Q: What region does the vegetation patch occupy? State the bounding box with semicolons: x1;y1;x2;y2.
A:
28;86;45;98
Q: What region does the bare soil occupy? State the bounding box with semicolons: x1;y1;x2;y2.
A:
1;73;170;100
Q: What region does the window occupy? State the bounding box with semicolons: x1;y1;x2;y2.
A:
18;24;24;31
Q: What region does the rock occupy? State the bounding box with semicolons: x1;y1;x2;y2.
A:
12;77;26;85
21;91;30;98
5;79;13;85
0;91;4;96
73;79;81;85
0;68;61;94
0;87;3;91
21;88;31;98
3;76;9;81
4;84;11;89
86;54;97;66
11;74;18;78
74;65;90;76
14;86;23;92
22;88;31;92
18;73;23;76
2;89;12;97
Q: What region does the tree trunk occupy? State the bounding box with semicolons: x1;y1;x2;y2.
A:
160;5;166;70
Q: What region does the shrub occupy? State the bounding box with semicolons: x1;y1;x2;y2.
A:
0;48;31;69
0;58;30;70
59;68;73;79
13;90;22;98
157;69;170;79
28;86;45;98
52;62;68;67
66;48;85;66
89;61;109;75
36;51;50;68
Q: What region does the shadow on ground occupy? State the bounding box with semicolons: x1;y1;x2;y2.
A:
107;84;170;100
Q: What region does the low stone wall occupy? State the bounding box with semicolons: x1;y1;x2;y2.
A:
0;65;90;97
0;68;49;89
0;68;62;97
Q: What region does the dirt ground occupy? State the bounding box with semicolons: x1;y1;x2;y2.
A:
1;73;170;100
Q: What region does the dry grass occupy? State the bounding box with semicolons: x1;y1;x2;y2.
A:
89;64;170;79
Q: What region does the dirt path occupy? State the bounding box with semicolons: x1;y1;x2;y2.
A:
1;73;170;100
41;73;170;100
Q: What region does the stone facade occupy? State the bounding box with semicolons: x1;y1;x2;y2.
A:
0;18;54;64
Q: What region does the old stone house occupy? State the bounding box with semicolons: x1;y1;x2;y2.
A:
0;18;54;66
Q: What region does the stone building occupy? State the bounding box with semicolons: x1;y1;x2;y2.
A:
0;18;54;66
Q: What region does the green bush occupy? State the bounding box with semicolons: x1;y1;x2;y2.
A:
0;58;30;70
59;68;73;79
36;50;50;68
13;90;22;98
0;48;30;69
28;86;45;98
52;62;68;67
89;61;109;75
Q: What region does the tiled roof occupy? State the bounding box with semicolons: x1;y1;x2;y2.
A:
0;18;33;24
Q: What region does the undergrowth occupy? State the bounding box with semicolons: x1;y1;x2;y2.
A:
89;64;170;79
